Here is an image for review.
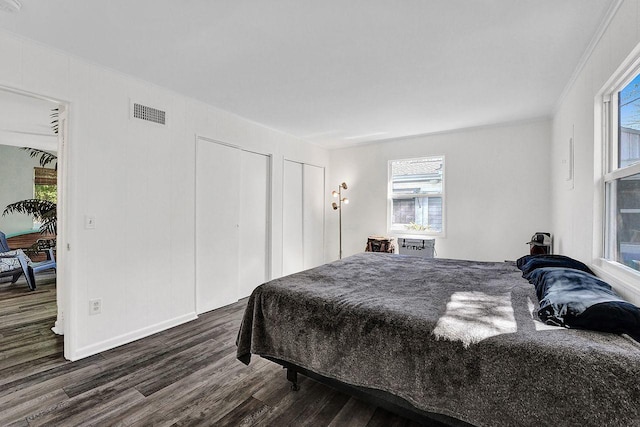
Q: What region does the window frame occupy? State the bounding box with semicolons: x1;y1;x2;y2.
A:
387;155;445;237
594;47;640;297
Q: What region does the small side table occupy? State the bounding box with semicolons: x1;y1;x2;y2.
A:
365;236;395;253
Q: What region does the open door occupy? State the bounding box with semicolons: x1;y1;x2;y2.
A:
52;105;67;337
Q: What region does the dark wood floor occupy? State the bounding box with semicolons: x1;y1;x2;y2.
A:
0;275;423;426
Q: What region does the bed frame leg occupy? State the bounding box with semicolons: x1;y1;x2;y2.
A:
286;368;299;391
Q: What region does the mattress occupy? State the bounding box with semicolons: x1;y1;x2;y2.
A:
236;253;640;426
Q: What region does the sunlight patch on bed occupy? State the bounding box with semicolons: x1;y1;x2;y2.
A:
432;291;517;347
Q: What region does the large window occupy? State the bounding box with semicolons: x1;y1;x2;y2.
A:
388;156;444;235
605;73;640;272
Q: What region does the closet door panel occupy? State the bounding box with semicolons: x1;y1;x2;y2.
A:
282;160;304;276
303;164;325;269
238;151;270;298
195;139;240;314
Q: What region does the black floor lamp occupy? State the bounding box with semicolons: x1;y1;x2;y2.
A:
331;182;349;259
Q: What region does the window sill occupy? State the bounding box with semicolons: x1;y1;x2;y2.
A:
591;259;640;306
389;231;443;239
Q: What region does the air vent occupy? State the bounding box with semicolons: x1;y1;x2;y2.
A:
132;103;166;125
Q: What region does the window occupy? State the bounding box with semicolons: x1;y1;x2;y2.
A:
34;167;57;203
388;156;444;235
604;73;640;273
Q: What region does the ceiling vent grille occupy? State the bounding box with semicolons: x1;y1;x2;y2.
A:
132;103;166;125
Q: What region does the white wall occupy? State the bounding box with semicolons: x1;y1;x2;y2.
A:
550;0;640;303
0;144;43;235
327;119;552;263
0;30;329;360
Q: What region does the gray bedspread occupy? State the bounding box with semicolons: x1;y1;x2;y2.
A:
236;253;640;427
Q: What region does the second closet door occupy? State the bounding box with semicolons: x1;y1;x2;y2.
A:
282;160;325;276
302;164;325;269
282;161;304;276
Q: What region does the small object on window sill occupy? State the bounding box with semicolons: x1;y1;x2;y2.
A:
404;222;429;231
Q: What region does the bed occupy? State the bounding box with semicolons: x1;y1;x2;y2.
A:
236;253;640;426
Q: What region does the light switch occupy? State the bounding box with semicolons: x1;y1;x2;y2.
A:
85;215;96;229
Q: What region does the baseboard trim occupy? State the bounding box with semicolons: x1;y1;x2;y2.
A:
69;312;198;361
51;323;63;335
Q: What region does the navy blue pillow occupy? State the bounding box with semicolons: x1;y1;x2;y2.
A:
516;254;595;277
527;267;640;341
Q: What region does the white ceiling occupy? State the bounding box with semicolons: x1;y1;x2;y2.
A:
0;0;615;148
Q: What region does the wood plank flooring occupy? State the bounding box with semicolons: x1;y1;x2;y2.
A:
0;276;423;426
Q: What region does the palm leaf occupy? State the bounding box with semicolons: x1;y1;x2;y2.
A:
20;147;57;169
50;107;59;135
3;199;57;234
18;108;60;169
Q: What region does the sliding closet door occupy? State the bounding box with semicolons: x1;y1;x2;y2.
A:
238;151;270;298
195;139;240;313
303;164;325;269
282;160;325;276
282;160;304;276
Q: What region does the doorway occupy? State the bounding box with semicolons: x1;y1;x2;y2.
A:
0;87;67;353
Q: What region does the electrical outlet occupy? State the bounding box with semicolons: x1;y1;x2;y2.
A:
89;298;102;315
